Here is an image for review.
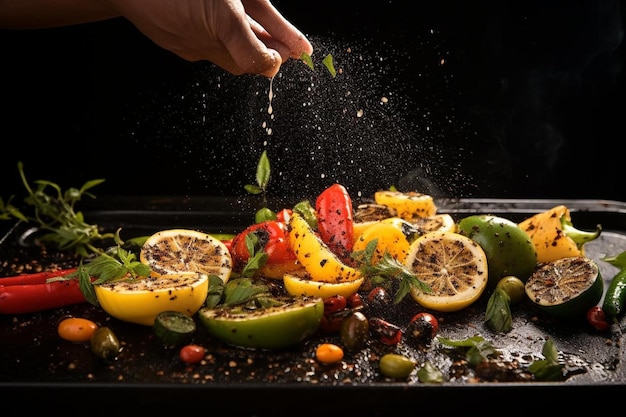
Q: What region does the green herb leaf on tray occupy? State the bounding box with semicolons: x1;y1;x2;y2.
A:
528;339;565;381
437;335;499;367
485;287;512;333
416;361;446;383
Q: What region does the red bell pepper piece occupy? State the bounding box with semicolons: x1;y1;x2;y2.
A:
0;268;87;314
315;183;354;261
230;220;297;269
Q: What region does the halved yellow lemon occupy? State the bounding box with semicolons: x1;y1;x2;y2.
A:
94;273;209;326
283;269;364;298
374;190;437;220
404;231;489;312
140;229;232;283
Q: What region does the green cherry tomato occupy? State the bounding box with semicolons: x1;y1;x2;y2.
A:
496;276;526;305
198;296;324;350
457;214;537;287
379;353;416;379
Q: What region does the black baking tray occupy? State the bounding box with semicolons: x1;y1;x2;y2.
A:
2;197;626;413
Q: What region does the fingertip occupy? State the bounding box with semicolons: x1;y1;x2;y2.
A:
261;49;282;78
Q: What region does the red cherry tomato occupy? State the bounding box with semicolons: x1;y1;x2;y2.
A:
409;312;439;339
315;183;354;261
230;220;297;269
179;344;206;364
587;306;610;332
324;295;348;315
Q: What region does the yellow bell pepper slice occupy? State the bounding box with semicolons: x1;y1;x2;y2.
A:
518;205;602;264
353;221;412;264
288;212;362;283
374;190;437;220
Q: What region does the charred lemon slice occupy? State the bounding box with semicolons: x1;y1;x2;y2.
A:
404;231;489;312
525;256;603;319
198;296;324;350
94;273;209;326
140;229;232;283
411;213;457;234
374;190;437;220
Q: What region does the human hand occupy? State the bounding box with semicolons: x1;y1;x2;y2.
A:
109;0;313;77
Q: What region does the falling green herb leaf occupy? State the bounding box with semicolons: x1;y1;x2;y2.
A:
300;52;314;70
256;150;271;190
322;54;336;77
300;52;336;77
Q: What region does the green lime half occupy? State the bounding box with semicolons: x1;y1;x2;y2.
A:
198;296;324;350
525;256;603;319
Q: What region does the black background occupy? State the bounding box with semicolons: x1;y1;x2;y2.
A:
1;0;625;204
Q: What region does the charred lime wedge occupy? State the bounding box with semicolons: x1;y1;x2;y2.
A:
198;296;324;350
525;256;603;319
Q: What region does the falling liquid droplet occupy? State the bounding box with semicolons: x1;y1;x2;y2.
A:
268;77;274;115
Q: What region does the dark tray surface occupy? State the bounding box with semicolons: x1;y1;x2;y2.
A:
2;198;626;412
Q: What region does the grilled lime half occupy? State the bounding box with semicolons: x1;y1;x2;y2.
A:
525;256;603;319
198;296;324;350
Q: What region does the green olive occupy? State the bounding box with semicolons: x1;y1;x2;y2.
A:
90;326;121;360
496;276;526;305
457;214;537;287
339;311;369;352
379;353;415;379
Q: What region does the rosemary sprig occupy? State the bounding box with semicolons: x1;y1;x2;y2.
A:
353;239;432;304
0;161;114;257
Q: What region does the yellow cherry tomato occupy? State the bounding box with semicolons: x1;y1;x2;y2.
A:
315;343;344;364
57;317;98;343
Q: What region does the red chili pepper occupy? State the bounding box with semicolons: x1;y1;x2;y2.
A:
0;268;78;286
230;220;297;269
315;183;354;261
0;269;87;314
